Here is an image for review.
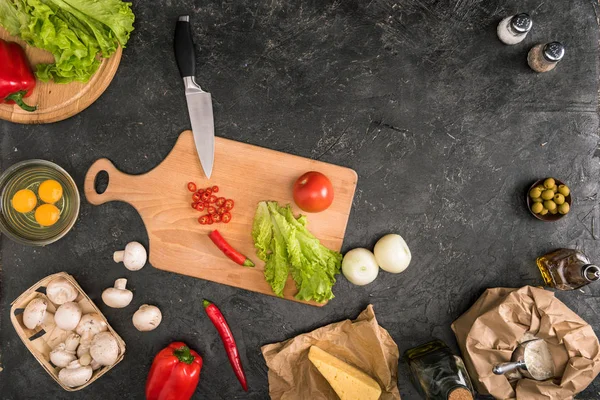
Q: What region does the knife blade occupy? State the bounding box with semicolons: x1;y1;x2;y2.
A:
174;15;215;179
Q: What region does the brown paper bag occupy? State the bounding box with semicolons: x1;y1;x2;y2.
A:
261;305;401;399
451;286;600;399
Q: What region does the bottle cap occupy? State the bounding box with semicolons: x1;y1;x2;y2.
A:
543;42;565;62
583;264;600;281
510;13;532;34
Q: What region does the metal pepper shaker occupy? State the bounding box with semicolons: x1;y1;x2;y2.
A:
497;13;532;45
527;42;565;72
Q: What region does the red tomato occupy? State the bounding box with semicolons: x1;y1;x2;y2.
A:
198;215;210;225
293;171;334;213
212;213;222;223
192;192;201;202
212;186;219;193
215;197;226;207
224;199;234;210
187;182;197;192
222;212;232;223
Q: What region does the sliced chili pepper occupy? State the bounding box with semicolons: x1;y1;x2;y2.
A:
192;192;201;202
222;212;231;223
187;182;197;192
209;195;217;204
201;192;210;202
194;203;205;212
215;197;226;207
203;299;248;391
205;188;212;195
207;206;216;215
217;207;226;215
208;230;254;267
212;214;222;223
224;199;234;210
197;189;204;195
212;186;219;193
207;215;214;225
199;215;210;225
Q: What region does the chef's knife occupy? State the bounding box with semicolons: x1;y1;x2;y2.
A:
174;15;215;179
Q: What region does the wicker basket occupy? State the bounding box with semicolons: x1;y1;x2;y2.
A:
10;272;126;391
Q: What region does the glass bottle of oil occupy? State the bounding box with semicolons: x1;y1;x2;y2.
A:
537;249;600;290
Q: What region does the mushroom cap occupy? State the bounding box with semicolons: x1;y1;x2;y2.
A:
54;302;83;331
132;304;162;332
46;277;78;305
23;297;49;330
114;241;147;271
90;332;120;366
102;288;133;308
58;360;93;388
76;313;108;339
50;343;77;368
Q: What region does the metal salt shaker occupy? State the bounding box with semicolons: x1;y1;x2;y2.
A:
497;13;532;45
527;42;565;72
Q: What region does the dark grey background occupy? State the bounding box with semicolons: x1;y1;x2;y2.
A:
1;0;600;399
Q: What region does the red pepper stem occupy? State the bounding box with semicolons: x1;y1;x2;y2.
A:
172;346;195;364
243;259;255;267
5;90;36;112
203;299;211;308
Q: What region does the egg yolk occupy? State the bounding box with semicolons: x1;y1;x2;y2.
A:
12;189;37;213
35;204;60;227
38;179;63;204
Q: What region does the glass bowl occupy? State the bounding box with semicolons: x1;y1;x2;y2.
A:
0;160;80;246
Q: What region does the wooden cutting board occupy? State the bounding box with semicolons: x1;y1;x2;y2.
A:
0;27;121;124
84;131;357;306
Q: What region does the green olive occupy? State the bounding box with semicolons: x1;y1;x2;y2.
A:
544;200;557;211
553;193;565;205
558;203;570;215
529;188;542;198
549;208;558;215
536;185;546;192
549;186;557;193
532;197;543;203
531;202;544;214
539;208;549;215
541;190;554;200
558;185;570;197
544;178;556;189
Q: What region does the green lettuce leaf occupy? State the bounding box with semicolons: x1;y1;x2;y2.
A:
252;201;273;261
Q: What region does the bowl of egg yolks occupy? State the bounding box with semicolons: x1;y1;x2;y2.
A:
0;160;79;246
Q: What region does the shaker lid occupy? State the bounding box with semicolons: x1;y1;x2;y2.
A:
543;42;565;62
510;13;532;34
583;264;600;281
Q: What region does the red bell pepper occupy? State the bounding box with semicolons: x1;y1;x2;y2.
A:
0;39;36;112
145;342;203;400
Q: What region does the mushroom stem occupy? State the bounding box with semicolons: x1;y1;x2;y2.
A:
113;250;125;263
114;278;127;290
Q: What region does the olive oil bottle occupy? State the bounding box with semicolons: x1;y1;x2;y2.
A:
537;249;600;290
404;340;474;400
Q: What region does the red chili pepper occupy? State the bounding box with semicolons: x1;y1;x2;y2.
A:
208;230;254;267
203;299;248;391
145;342;203;400
0;40;36;112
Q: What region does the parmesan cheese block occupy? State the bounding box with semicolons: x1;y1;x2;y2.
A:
308;346;382;400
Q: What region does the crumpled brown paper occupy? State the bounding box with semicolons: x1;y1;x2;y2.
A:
261;305;401;399
451;286;600;399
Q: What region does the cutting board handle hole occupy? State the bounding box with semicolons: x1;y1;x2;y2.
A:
94;170;109;194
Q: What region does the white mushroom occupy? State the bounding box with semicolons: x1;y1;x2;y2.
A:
79;353;102;371
54;302;82;331
50;333;80;368
45;277;78;305
113;241;147;271
23;297;54;330
58;360;93;388
90;332;120;366
101;278;133;308
132;304;162;332
75;313;108;357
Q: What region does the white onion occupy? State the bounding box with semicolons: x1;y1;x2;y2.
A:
342;248;379;286
374;234;411;273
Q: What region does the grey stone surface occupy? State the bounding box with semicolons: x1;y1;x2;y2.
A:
1;0;600;398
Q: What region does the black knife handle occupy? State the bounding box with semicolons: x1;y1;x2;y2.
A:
174;15;195;78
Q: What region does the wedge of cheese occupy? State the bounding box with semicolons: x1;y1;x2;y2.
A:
308;346;382;400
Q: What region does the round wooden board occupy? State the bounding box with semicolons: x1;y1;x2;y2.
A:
0;27;122;124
